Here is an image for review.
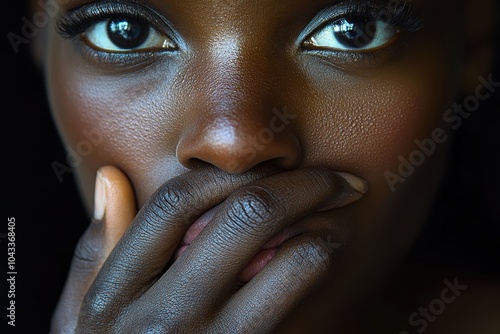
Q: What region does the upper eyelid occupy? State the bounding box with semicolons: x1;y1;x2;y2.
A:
297;0;423;47
61;0;163;19
56;0;184;47
297;1;377;43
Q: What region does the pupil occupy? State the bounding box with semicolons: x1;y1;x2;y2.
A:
108;18;149;49
334;18;376;48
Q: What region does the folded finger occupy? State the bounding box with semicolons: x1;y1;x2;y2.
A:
215;233;334;333
158;168;365;310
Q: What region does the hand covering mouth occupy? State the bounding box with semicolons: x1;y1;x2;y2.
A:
173;204;301;283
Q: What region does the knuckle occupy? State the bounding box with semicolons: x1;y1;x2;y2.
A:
128;309;205;334
155;181;190;216
78;288;116;331
141;180;197;230
225;185;281;237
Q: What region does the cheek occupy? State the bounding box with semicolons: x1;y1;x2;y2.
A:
287;48;459;251
46;36;186;210
295;50;456;195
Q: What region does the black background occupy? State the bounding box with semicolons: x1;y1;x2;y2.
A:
3;2;500;333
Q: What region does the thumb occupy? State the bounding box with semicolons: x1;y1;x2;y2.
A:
50;166;137;334
93;165;137;258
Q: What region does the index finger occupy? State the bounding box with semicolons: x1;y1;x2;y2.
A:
155;168;365;309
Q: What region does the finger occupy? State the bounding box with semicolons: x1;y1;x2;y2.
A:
50;166;136;334
80;165;278;329
215;233;334;333
158;168;366;309
98;166;137;256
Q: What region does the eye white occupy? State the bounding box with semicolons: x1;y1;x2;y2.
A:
84;20;175;52
305;19;398;51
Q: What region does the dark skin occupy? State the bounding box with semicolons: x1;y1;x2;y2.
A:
30;0;498;332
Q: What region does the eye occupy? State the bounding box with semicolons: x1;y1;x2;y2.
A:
303;17;399;51
84;17;176;52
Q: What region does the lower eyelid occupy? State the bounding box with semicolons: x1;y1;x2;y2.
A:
69;38;172;71
299;32;406;72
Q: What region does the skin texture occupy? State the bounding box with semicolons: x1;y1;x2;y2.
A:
30;0;497;332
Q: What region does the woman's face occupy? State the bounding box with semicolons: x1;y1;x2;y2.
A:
42;0;471;312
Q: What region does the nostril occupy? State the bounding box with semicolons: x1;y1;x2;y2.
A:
177;133;302;173
176;114;302;174
225;156;300;174
182;158;212;170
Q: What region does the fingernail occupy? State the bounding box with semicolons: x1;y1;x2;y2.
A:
336;172;368;194
318;172;368;211
94;171;106;220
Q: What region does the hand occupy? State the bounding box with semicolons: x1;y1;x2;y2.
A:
50;166;137;333
51;165;366;333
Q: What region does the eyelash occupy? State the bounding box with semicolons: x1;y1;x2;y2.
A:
56;0;424;66
56;0;178;66
56;1;172;37
297;0;424;67
302;0;424;36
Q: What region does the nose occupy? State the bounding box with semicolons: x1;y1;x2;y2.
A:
176;37;301;173
177;106;301;173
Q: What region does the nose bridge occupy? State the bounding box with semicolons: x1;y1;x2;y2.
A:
205;33;270;120
176;32;301;173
